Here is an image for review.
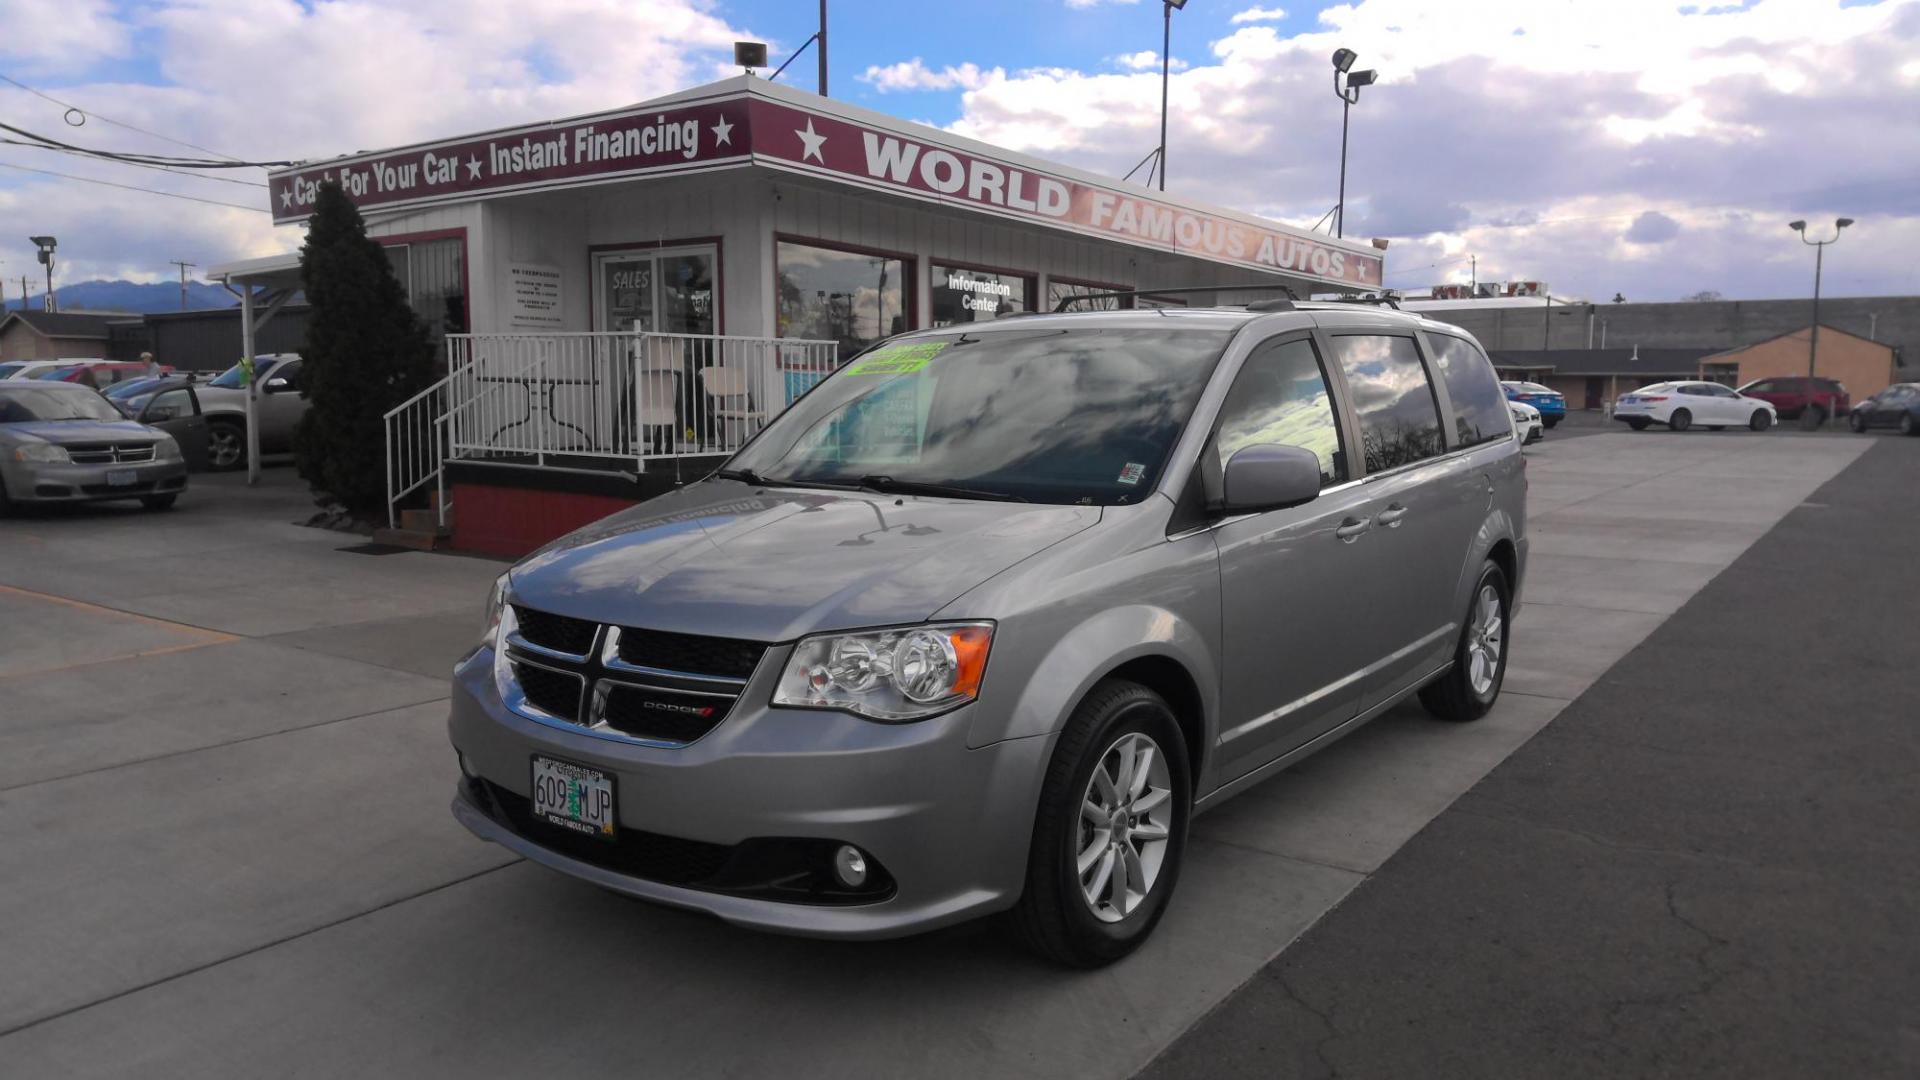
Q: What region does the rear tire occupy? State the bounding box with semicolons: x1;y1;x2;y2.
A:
206;419;246;471
1011;679;1192;968
140;493;179;511
1669;409;1692;432
1626;418;1650;431
1849;412;1868;433
1419;560;1511;724
1902;414;1917;437
1799;406;1827;431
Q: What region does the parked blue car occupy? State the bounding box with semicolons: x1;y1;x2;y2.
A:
1501;381;1566;428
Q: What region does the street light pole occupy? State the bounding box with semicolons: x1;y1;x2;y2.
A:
1789;217;1853;426
1157;1;1187;192
1330;50;1376;239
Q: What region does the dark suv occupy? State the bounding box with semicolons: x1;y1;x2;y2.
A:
1735;376;1850;422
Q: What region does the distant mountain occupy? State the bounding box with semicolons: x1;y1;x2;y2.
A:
3;279;241;315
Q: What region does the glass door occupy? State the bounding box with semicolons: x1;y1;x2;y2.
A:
592;245;716;333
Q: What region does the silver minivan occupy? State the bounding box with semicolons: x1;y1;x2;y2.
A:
448;300;1526;966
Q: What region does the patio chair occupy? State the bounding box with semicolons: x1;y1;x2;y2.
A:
698;366;766;449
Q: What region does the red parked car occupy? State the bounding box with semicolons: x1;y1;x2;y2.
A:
1734;376;1850;421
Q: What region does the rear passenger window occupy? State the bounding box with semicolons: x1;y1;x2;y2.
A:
1213;337;1346;487
1427;334;1511;449
1327;335;1445;472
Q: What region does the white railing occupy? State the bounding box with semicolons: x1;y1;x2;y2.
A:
385;332;839;529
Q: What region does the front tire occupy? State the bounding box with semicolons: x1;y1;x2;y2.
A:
1542;415;1561;429
1849;412;1869;433
1751;411;1774;432
1419;561;1511;723
1800;406;1827;431
1011;679;1191;968
1902;414;1918;437
1668;409;1692;432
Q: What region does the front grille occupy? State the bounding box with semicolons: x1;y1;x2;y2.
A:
64;442;154;464
512;604;597;655
616;627;767;679
502;604;767;746
512;660;583;719
598;682;730;744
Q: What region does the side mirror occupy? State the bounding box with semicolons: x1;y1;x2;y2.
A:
1219;444;1324;514
264;377;291;393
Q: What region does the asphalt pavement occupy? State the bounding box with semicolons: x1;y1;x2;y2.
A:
1139;432;1920;1079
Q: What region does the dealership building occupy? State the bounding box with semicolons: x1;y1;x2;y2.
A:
213;76;1384;554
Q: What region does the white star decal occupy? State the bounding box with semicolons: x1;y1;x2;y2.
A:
710;115;734;147
466;155;482;180
279;188;293;209
795;118;826;163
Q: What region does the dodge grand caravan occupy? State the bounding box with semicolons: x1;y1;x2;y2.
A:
449;300;1527;966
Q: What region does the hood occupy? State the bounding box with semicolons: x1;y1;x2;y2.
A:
508;480;1101;641
1;419;161;444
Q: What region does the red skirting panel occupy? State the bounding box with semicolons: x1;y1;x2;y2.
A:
450;482;639;558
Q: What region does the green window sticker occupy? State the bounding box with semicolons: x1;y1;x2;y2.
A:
846;341;949;375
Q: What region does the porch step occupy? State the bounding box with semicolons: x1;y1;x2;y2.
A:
371;526;446;551
399;506;453;533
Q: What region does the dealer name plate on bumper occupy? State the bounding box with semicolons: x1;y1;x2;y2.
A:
530;755;617;840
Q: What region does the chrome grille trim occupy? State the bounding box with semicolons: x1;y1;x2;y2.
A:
598;626;751;687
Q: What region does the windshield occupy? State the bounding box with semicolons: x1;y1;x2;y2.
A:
726;327;1233;505
0;386;127;423
0;362;27;379
209;358;278;389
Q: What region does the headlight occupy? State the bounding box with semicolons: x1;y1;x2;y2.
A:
153;435;183;461
482;573;509;648
12;443;69;464
774;622;994;721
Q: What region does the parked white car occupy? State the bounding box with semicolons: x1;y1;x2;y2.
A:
1613;381;1777;433
1509;400;1543;444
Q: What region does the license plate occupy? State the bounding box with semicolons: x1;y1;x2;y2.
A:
529;755;617;840
106;469;137;486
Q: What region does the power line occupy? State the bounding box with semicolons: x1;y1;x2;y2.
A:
0;119;289;168
0;137;267;187
0;160;267;212
0;71;247;163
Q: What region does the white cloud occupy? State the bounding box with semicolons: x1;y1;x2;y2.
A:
945;0;1920;299
859;59;1005;93
0;0;754;283
1230;6;1288;23
1111;50;1188;72
1065;0;1141;8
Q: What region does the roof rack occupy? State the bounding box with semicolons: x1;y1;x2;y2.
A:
1051;283;1304;313
1309;291;1403;311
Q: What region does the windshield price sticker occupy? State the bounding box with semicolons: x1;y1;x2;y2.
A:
847;342;949;375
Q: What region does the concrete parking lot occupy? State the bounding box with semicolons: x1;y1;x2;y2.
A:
0;431;1878;1077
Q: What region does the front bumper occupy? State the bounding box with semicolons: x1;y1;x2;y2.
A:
447;646;1055;939
1;458;187;502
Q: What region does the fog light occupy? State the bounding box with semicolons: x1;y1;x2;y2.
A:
832;844;868;888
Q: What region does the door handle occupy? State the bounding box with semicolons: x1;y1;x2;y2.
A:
1335;516;1371;542
1376;503;1408;527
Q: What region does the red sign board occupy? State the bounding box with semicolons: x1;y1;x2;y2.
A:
269;88;1383;290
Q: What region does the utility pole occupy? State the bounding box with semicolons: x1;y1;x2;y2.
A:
1789;217;1853;428
817;0;828;97
1469;254;1476;291
170;260;196;311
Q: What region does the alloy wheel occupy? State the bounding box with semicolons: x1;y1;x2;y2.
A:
1467;583;1505;696
1076;731;1174;924
208;427;243;469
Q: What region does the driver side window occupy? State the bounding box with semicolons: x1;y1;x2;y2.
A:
1212;337;1347;488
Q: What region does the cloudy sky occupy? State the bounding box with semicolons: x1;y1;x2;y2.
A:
1;0;1915;302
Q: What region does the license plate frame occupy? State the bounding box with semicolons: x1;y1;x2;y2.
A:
529;755;618;841
106;469;137;487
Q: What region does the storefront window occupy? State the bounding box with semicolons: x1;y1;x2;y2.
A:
930;264;1031;327
592;246;715;334
776;240;910;360
382;236;468;348
1047;278;1130;312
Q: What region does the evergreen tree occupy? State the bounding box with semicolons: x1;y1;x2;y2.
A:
293;180;436;517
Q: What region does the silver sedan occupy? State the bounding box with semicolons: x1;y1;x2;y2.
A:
0;381;190;514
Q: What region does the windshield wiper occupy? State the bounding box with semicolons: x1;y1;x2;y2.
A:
714;468;858;492
857;475;1027;502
